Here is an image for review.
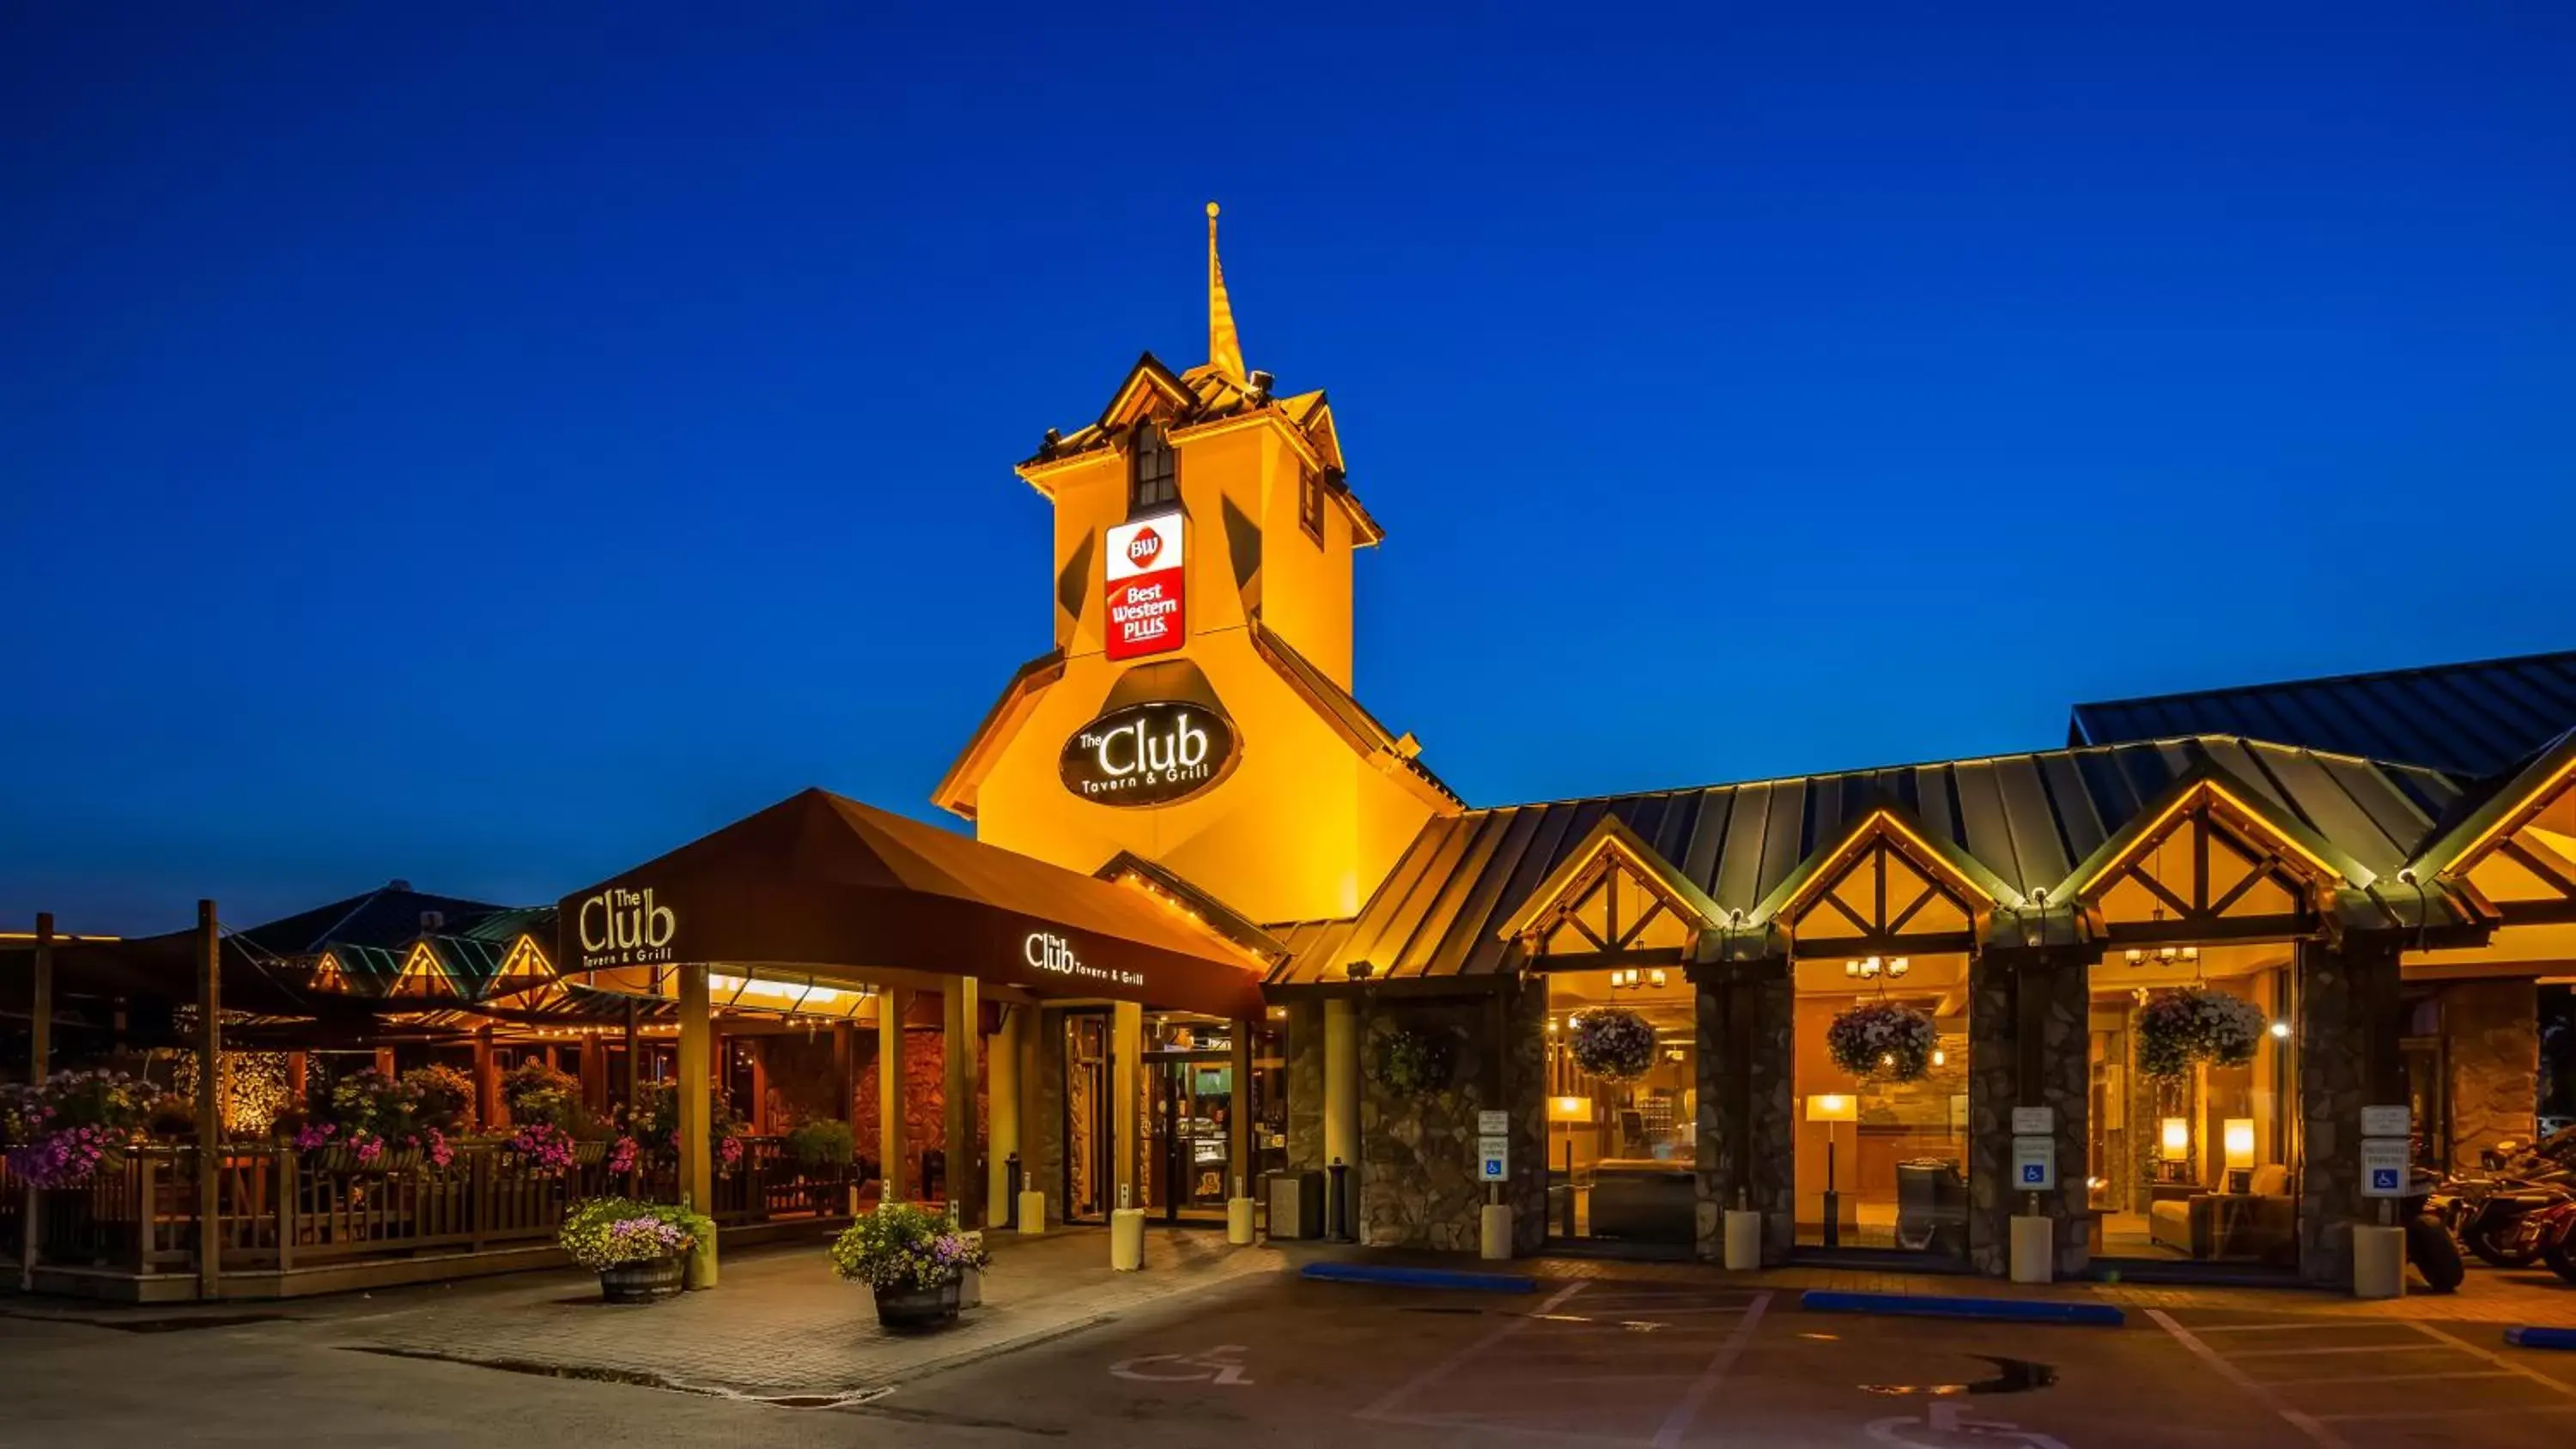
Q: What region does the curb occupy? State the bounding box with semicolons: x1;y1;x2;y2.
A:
1798;1289;2124;1327
2505;1326;2576;1351
1300;1262;1538;1294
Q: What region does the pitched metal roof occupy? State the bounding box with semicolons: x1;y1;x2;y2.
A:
1267;737;2465;986
234;883;514;956
2069;650;2576;779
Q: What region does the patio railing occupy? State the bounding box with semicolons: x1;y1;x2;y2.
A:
1;1138;859;1278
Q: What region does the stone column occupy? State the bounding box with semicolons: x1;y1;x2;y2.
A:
943;979;982;1223
1025;1005;1062;1226
2441;979;2539;1172
1285;1000;1325;1172
1695;962;1795;1264
2298;936;2405;1288
877;990;909;1202
1965;948;2092;1276
1323;996;1360;1174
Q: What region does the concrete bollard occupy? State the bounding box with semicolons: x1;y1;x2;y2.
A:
957;1264;983;1308
2009;1216;2052;1284
1017;1189;1048;1235
2353;1225;2405;1300
685;1227;720;1291
1226;1197;1256;1245
1110;1207;1147;1270
1723;1210;1762;1271
1479;1203;1514;1260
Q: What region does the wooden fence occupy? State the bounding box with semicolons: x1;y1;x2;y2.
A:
2;1138;858;1277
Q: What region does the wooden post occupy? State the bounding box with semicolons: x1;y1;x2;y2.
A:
942;979;981;1222
274;1148;296;1272
1113;1001;1142;1213
285;1052;308;1108
987;1006;1019;1227
472;1022;500;1131
746;1038;769;1136
373;1047;397;1078
194;900;222;1302
623;997;641;1109
831;1021;857;1128
578;1037;606;1115
676;964;715;1288
21;913;52;1291
878;990;909;1203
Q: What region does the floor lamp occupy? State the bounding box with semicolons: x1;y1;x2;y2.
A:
1809;1094;1857;1248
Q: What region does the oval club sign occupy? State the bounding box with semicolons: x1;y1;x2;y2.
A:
1060;700;1240;808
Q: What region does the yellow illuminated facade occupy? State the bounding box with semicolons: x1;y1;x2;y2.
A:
938;204;1455;924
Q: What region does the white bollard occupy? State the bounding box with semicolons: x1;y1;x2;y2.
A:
2352;1225;2405;1300
1226;1197;1256;1245
1723;1210;1762;1270
1479;1203;1514;1260
957;1264;983;1308
1110;1207;1147;1270
1016;1189;1048;1235
2009;1215;2053;1284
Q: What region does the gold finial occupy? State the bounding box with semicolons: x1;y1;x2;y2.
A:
1206;201;1244;380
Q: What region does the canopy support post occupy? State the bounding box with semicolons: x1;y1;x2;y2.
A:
20;912;51;1293
194;900;222;1303
1113;1001;1142;1214
677;963;716;1288
986;1005;1019;1228
943;979;981;1223
472;1022;499;1131
878;990;909;1203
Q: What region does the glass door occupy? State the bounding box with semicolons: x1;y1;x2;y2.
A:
1150;1054;1233;1222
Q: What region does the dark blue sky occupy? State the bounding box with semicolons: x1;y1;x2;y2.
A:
6;4;2571;935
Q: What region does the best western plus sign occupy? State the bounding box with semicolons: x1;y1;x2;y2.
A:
1103;512;1185;661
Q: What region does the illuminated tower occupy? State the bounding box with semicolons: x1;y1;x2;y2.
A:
936;204;1455;924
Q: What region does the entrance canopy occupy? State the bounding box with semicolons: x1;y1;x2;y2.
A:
554;787;1267;1019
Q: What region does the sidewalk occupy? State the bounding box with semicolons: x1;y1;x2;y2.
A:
309;1226;1284;1399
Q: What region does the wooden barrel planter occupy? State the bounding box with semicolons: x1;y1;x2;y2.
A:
598;1257;685;1303
872;1276;962;1331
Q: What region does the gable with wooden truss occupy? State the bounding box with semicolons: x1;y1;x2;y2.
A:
1498;817;1721;965
2424;736;2576;925
1763;809;2005;958
2067;778;2348;943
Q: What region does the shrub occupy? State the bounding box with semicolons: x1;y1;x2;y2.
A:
400;1065;475;1131
501;1058;583;1132
828;1202;988;1292
1370;1026;1454;1098
559;1197;714;1271
787;1119;856;1167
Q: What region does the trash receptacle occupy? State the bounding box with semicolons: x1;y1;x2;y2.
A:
1266;1169;1325;1240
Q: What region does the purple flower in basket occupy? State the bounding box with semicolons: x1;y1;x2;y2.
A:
606;1136;639;1175
507;1122;576;1176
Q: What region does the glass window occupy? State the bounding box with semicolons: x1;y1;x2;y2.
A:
1130;421;1177;512
1793;955;1971;1257
2086;948;2299;1265
1544;969;1697;1246
1298;467;1325;542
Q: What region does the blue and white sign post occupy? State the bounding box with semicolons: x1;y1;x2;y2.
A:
2354;1106;2412;1300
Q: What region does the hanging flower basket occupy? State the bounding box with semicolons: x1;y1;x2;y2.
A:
2136;986;2265;1080
1370;1026;1454;1098
506;1122;579;1178
1;1070;152;1189
1569;1008;1658;1081
1825;1001;1939;1082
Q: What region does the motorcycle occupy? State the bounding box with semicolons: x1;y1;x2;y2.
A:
2405;1169;2465;1292
2512;1196;2576;1284
2441;1161;2576;1269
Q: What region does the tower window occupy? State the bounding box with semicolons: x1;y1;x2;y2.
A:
1130;421;1177;512
1299;467;1327;543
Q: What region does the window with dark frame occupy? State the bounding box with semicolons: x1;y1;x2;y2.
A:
1298;467;1325;543
1130;421;1177;512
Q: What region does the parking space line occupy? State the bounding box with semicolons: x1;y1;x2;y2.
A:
2146;1308;2349;1449
2313;1404;2576;1425
2406;1322;2576;1401
2264;1369;2518;1386
1354;1281;1587;1423
1649;1291;1771;1449
2221;1343;2451;1359
2189;1320;2408;1334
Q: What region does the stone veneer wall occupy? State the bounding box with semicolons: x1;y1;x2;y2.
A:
1963;950;2092;1276
1695;970;1794;1264
757;1032;847;1130
851;1027;988;1198
2298;937;2405;1288
1285;1000;1325;1173
2442;979;2539;1172
1355;983;1547;1253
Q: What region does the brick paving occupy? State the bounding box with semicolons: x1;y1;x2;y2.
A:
321;1227;1283;1398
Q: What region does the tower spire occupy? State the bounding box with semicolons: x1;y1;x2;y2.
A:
1206;200;1245;382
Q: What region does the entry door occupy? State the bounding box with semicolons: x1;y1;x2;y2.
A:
1152;1055;1233;1222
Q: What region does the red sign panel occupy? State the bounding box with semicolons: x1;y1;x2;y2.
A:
1104;512;1186;661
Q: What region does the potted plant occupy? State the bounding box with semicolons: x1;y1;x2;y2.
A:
507;1120;579;1177
559;1196;714;1303
621;1082;747;1173
1826;1001;1941;1082
787;1119;856;1170
829;1201;991;1330
2137;985;2266;1080
1;1070;154;1188
1569;1008;1659;1081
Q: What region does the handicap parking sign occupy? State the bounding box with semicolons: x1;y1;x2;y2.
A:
2360;1137;2408;1198
2022;1162;2047;1185
2372;1167;2401;1191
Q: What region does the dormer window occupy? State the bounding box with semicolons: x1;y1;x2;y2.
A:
1130;421;1177;512
1299;467;1327;543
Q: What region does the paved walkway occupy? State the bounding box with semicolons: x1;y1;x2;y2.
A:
314;1227;1282;1399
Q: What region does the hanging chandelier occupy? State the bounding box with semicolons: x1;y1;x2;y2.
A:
1844;955;1909;980
2123;944;2199;967
1608;967;1668;991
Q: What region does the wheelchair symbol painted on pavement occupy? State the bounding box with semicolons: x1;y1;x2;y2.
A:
1109;1344;1254;1385
1866;1401;2069;1448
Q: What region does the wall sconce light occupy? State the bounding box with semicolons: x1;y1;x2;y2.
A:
1930;1047;1947;1068
2269;1020;2291;1040
1844;955;1909;980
